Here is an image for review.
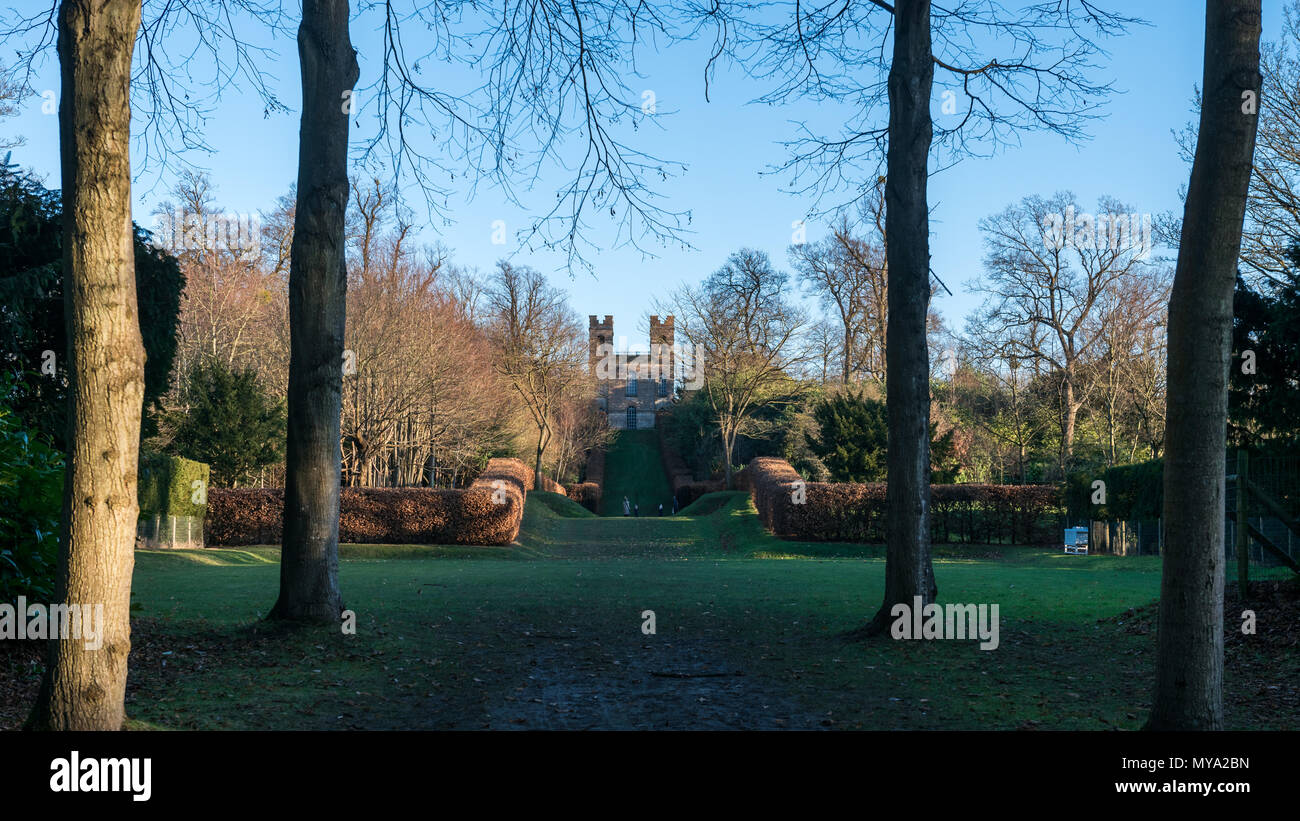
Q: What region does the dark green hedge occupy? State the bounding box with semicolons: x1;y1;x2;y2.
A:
138;451;210;518
1064;459;1163;521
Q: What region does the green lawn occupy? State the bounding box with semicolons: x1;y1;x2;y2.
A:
599;429;674;517
99;491;1298;730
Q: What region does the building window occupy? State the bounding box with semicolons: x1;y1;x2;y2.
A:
657;378;668;397
626;379;637;397
626;405;638;429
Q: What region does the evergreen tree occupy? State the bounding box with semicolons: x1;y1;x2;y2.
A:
1230;250;1300;449
0;163;183;448
167;357;286;486
808;389;962;483
806;389;889;482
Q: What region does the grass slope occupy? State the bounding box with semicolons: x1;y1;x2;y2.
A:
599;429;674;517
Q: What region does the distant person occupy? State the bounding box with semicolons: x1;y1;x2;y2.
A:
658;503;664;516
622;496;631;516
672;495;679;514
634;503;640;517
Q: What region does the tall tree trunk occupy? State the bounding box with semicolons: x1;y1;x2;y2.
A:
271;0;359;622
27;0;144;731
863;0;937;635
723;428;736;490
535;434;545;488
1147;0;1260;731
1061;377;1077;474
843;327;853;383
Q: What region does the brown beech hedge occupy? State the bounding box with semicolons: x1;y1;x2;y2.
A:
746;456;1060;545
207;458;541;547
563;448;604;513
567;482;601;513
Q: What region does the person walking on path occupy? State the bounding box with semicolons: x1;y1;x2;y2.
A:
672;495;678;514
622;496;631;516
658;503;664;516
634;503;640;517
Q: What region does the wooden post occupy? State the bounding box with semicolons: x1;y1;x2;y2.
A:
1237;449;1249;600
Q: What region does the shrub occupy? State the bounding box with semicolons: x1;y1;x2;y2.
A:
207;457;533;547
1064;459;1163;521
138;452;210;518
0;165;184;448
746;456;1061;545
137;452;210;548
165;357;285;487
567;482;601;513
806;389;962;483
0;403;63;602
806;390;888;481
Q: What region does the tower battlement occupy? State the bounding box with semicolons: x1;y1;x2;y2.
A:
588;312;677;429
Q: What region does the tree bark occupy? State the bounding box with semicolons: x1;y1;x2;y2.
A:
863;0;938;636
271;0;359;622
27;0;145;731
1061;377;1078;475
1147;0;1260;731
843;326;853;384
723;427;736;489
535;436;545;488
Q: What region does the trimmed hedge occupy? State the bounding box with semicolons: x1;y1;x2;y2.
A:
567;482;601;513
1064;459;1163;521
584;447;605;487
206;488;281;546
207;457;533;547
139;452;210;518
534;473;567;494
746;456;1061;545
137;452;210;549
567;448;605;513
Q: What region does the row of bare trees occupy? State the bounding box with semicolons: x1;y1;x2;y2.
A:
778;184;1170;485
151;173;602;492
11;0;664;726
6;0;1264;735
955;193;1172;480
694;0;1260;730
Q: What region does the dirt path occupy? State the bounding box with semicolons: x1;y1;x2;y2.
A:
473;631;825;730
467;497;828;728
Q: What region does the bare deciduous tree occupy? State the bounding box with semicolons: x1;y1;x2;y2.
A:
0;64;28;151
690;0;1137;637
270;0;358;623
158;172;277;382
967;192;1166;476
486;262;588;487
789;194;888;385
660;248;808;489
27;0;144;732
340;180;504;488
1148;0;1261;731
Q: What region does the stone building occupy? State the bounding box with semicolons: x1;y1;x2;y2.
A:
589;314;677;429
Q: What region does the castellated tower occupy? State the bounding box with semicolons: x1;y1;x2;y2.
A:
588;314;613;375
649;315;675;381
588;312;675;429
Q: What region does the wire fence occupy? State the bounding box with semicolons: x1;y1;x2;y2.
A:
1061;452;1300;567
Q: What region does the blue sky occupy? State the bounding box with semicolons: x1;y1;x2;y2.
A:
3;1;1284;350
